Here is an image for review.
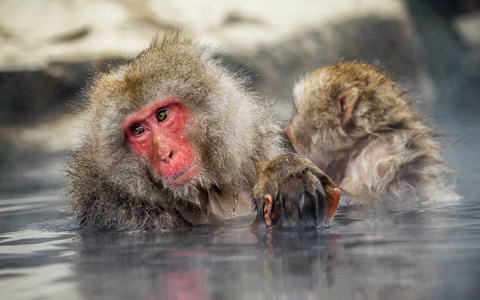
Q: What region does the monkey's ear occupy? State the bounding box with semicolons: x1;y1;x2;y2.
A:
326;187;341;219
336;88;358;126
263;194;274;226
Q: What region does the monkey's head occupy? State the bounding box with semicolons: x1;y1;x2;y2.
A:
288;62;417;167
78;32;277;203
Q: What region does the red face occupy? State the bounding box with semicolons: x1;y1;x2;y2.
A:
123;99;201;188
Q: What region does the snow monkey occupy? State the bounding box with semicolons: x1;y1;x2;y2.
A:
287;62;457;204
66;32;341;231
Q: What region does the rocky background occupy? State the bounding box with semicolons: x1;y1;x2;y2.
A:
1;0;479;195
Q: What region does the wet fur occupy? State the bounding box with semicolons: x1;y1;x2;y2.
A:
253;154;337;228
290;62;458;204
67;32;284;230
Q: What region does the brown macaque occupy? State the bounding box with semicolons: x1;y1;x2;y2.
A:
287;62;457;204
66;32;339;231
253;153;340;228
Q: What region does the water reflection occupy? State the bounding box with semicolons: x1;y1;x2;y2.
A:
1;187;480;299
71;226;340;299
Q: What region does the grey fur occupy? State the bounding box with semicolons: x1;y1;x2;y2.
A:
66;32;284;231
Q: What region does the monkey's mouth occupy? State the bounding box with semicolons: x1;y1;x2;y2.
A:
163;162;201;188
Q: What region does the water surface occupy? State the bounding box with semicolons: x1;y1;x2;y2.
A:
1;180;479;299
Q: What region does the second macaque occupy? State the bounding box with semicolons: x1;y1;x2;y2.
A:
287;62;457;204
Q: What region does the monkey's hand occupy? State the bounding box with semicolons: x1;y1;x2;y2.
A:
253;153;341;228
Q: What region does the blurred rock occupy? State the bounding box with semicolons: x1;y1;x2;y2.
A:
230;14;433;118
0;0;411;67
0;59;128;125
453;12;480;54
0;0;432;154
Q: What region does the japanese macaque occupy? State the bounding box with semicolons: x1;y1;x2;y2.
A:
253;153;340;228
66;32;340;231
287;62;456;204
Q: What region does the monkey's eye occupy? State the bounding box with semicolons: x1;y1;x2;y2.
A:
156;110;169;122
131;124;145;136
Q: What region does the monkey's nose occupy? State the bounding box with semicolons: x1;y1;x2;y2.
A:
156;146;173;163
160;151;173;162
152;135;173;162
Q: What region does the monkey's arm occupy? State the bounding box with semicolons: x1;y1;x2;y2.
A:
72;185;192;231
73;188;192;231
253;154;340;229
68;154;192;231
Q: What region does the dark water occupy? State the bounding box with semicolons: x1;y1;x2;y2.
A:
1;170;480;300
